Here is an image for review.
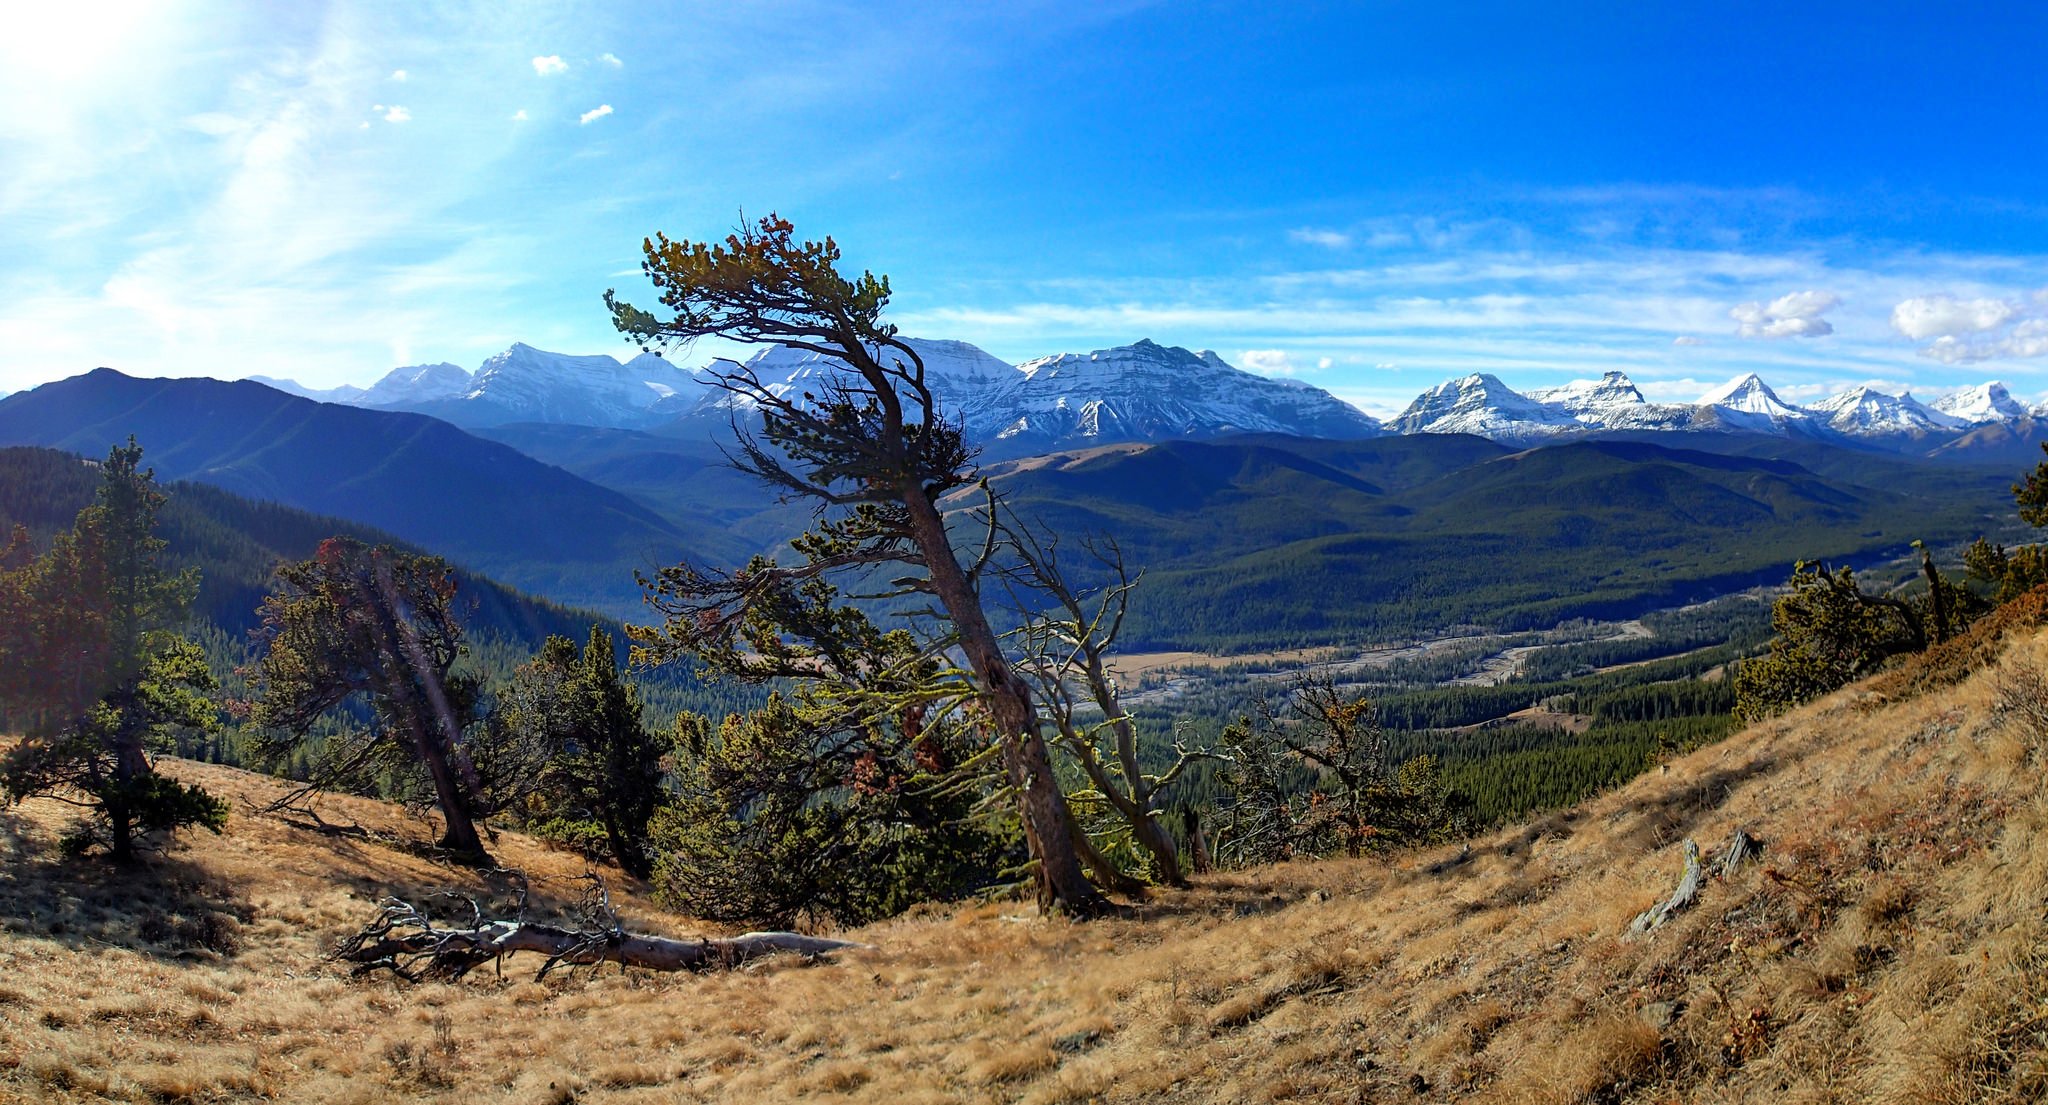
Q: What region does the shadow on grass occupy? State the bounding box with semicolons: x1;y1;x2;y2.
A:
0;810;252;960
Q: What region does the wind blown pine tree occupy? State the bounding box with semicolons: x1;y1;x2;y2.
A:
249;538;495;864
607;213;1106;914
0;440;227;860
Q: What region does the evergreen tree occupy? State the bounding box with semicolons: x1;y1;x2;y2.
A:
610;213;1104;914
1734;561;1929;721
0;440;226;859
639;566;1016;926
1964;537;2048;604
249;538;494;863
503;627;674;879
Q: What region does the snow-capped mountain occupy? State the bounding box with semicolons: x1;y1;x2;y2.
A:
681;337;1017;418
1809;386;1963;436
229;331;2044;456
1695;373;1815;433
1379;369;2033;446
971;339;1382;450
335;346;709;428
249;376;368;403
1932;381;2029;425
442;344;703;427
1525;371;1699;432
358;362;474;408
1391;374;1585;441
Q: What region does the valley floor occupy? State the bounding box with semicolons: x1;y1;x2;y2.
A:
7;628;2048;1103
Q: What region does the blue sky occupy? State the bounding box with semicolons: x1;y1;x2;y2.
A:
5;1;2048;416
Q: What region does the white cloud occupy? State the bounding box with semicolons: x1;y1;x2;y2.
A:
390;69;407;81
1672;335;1704;346
382;105;410;123
579;104;613;125
1240;349;1294;375
511;109;528;121
1239;349;1331;376
599;52;622;68
1891;294;2018;340
532;55;567;76
1730;289;1837;338
1289;227;1350;249
1374;362;1397;370
1895;293;2048;363
1920;318;2048;364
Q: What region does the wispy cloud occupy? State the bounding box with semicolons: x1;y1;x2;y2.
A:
532;55;567;76
1238;349;1333;376
599;52;623;68
390;69;407;81
381;105;411;123
1288;227;1350;249
579;104;613;125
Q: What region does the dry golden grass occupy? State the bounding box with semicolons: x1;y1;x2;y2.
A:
11;631;2048;1102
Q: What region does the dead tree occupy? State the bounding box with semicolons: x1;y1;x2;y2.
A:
333;872;866;981
996;518;1215;887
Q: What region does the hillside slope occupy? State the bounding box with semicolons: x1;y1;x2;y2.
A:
982;435;2012;649
0;371;696;616
7;621;2048;1102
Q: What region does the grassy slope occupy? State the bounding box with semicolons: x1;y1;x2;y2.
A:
7;632;2048;1103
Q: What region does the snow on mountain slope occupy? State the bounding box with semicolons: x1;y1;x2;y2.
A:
248;376;369;403
1933;381;2029;425
974;339;1382;449
221;332;2045;452
688;337;1017;415
1389;373;1585;441
1692;373;1819;435
1698;373;1808;419
457;343;704;426
350;345;707;428
357;362;473;408
1524;371;1699;432
1810;386;1964;436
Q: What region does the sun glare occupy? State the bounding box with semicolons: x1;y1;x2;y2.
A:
0;0;166;82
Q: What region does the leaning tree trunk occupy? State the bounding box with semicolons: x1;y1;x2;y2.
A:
403;707;491;865
899;487;1108;917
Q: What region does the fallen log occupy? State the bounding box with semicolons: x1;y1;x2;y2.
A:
332;873;868;981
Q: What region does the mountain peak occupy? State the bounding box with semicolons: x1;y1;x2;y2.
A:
1391;373;1582;441
1933;381;2027;425
1698;373;1806;422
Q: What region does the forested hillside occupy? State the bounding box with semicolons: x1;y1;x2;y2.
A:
0;446;748;723
0;372;698;616
980;435;2017;649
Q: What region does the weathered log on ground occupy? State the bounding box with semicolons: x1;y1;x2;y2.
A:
1627;838;1702;936
333;874;868;982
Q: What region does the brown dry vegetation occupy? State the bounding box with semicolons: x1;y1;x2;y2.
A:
10;631;2048;1103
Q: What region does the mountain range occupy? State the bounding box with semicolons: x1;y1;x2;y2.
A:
0;345;2036;650
238;337;2048;457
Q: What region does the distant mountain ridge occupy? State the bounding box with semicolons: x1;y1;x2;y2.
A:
218;336;2047;455
0;369;696;617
